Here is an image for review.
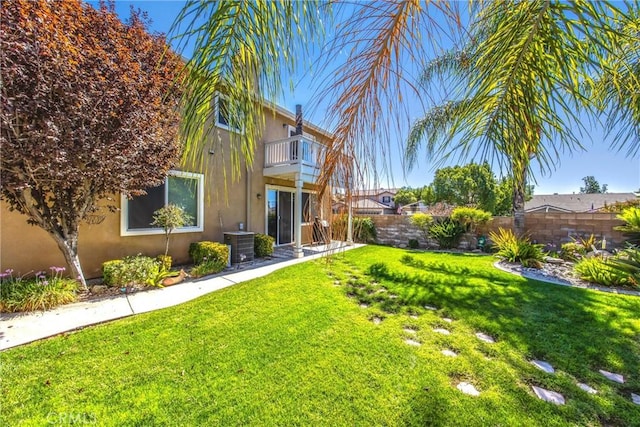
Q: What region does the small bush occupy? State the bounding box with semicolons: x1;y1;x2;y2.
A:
189;241;229;265
157;255;172;271
489;228;544;267
408;239;419;249
451;207;492;233
101;255;159;287
559;242;586;262
606;247;640;287
571;234;599;253
331;216;377;243
410;213;433;242
428;218;465;249
0;267;77;312
254;233;275;257
189;241;229;277
615;207;640;245
574;257;630;287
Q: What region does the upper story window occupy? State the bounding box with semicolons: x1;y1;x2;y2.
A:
121;171;204;236
382;196;391;204
215;93;243;133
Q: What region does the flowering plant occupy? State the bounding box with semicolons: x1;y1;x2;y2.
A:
0;266;77;312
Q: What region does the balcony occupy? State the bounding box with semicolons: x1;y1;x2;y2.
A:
263;136;325;183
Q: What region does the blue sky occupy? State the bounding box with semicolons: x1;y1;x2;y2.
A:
100;1;639;195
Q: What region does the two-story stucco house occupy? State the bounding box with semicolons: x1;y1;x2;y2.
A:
0;101;333;279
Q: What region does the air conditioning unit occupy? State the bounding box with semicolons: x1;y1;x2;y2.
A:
223;232;255;264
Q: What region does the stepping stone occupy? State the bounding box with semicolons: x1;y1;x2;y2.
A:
599;370;624;384
531;386;565;405
405;338;421;346
531;360;555;374
433;328;450;335
577;383;597;394
441;349;457;357
403;328;417;334
632;393;640;405
457;382;480;396
442;318;453;323
475;333;495;343
360;303;369;308
424;305;438;310
371;317;382;325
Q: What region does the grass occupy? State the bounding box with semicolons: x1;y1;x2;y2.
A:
2;246;639;425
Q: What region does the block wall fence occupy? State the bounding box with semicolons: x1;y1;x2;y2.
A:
369;213;626;250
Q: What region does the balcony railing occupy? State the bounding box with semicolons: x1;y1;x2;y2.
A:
264;136;324;169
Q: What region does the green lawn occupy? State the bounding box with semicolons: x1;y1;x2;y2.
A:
2;246;639;426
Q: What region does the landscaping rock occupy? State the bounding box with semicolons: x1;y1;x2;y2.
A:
543;256;564;264
403;328;417;334
442;317;453;323
532;386;565;405
433;328;450;335
632;393;640;405
424;305;438;311
599;369;624;384
405;338;421;346
457;382;480;396
577;383;597;394
475;332;495;343
371;317;382;325
531;360;555;374
398;243;408;249
409;314;419;319
90;285;108;295
442;349;457;357
359;303;369;309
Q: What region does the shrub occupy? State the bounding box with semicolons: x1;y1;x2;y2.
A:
571;234;600;253
157;255;172;271
451;207;492;233
615;207;640;245
189;241;228;277
331;216;377;243
427;218;465;249
408;239;419;249
254;233;275;257
559;242;586;262
409;213;433;243
574;257;630;287
0;267;77;312
189;241;229;265
606;247;640;287
101;255;159;287
489;228;544;268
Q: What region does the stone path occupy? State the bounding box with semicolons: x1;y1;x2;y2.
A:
364;293;637;406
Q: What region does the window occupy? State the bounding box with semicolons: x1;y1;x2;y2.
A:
121;171;204;236
382;196;391;204
215;93;242;133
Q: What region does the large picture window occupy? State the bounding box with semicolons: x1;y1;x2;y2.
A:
121;171;204;236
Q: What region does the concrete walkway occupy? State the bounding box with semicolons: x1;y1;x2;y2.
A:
0;243;364;351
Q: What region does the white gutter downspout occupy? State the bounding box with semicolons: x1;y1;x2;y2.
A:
246;166;251;231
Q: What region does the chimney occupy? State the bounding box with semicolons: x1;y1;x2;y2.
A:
295;104;303;136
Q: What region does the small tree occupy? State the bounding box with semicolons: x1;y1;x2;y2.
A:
0;1;184;289
152;204;193;256
393;187;418;207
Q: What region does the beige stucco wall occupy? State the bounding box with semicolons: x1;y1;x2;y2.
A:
1;106;332;279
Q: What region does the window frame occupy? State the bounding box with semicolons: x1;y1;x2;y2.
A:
120;170;205;236
214;92;243;134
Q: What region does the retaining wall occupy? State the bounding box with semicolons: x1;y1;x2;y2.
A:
370;212;626;249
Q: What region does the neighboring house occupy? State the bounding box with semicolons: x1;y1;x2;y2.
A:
1;102;333;278
333;199;396;216
353;188;399;208
399;201;455;217
525;193;638;213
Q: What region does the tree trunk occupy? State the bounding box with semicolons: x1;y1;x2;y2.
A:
512;167;527;236
50;232;87;290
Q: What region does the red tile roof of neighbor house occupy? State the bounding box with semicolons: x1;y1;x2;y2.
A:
525;193;638;213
